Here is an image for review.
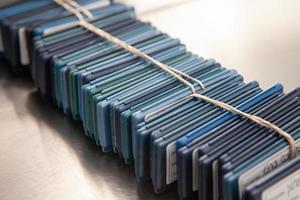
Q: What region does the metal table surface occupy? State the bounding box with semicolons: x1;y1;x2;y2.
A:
0;1;299;200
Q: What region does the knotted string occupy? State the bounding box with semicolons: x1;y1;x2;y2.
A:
53;0;296;159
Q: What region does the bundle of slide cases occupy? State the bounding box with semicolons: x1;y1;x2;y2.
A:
0;1;299;200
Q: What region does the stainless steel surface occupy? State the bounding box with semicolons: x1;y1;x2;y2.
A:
0;64;177;200
0;1;299;200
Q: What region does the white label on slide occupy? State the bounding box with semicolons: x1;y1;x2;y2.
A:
238;139;300;200
19;27;30;65
166;141;177;184
213;160;219;200
262;169;300;200
192;148;200;191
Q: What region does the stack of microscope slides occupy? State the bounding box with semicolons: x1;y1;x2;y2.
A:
0;1;299;200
